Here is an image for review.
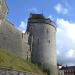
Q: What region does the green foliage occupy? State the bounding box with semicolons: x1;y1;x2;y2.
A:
0;48;45;75
38;63;50;75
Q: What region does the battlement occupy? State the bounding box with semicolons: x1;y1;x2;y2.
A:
28;13;56;28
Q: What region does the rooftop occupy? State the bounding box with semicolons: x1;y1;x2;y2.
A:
29;13;45;19
28;13;56;28
60;66;75;70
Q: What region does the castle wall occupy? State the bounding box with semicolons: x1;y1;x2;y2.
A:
0;0;58;74
0;19;22;57
22;32;30;60
27;14;58;75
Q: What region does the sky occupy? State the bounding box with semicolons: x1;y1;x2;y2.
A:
6;0;75;66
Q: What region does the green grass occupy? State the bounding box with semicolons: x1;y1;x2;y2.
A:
0;48;46;75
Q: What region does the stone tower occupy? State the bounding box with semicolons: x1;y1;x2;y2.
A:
0;0;8;19
27;14;58;75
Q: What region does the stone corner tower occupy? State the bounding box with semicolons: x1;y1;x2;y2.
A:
0;0;8;19
27;13;58;75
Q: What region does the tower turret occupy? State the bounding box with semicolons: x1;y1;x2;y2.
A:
0;0;8;19
27;14;58;75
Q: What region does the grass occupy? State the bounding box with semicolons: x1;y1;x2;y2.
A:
0;48;46;75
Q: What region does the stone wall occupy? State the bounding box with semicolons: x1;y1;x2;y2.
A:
28;22;57;75
22;32;31;60
0;19;22;57
27;14;58;75
0;18;30;59
0;67;41;75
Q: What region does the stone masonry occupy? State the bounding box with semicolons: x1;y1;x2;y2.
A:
0;67;41;75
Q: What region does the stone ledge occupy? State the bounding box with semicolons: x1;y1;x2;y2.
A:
0;67;41;75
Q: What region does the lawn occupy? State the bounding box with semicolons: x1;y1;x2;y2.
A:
0;48;46;75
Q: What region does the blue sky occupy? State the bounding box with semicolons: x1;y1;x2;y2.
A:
6;0;75;66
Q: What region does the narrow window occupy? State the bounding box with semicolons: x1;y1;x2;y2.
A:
27;51;29;61
38;38;39;44
29;26;32;32
48;40;50;43
22;33;23;38
47;29;48;33
17;72;19;75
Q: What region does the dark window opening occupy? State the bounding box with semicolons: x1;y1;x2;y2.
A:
3;37;6;40
47;29;48;34
48;40;50;43
22;33;23;38
38;38;39;44
29;26;32;32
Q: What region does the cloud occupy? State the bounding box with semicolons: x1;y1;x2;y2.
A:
18;21;27;33
66;49;75;58
56;18;75;65
27;8;39;13
48;15;54;20
54;3;68;14
57;18;75;42
57;28;62;32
